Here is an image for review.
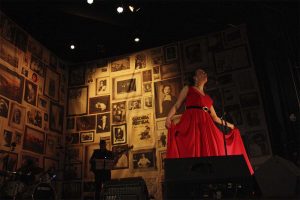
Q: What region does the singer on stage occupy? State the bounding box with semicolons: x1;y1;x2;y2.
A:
165;68;254;175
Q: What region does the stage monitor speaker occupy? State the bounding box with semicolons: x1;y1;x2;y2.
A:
100;177;149;200
255;156;300;197
164;155;252;199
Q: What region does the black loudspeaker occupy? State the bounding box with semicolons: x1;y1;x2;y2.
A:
100;177;149;200
164;155;252;199
255;156;300;197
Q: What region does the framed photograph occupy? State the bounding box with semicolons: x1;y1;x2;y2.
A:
128;98;142;110
65;145;83;163
24;79;38;106
2;129;13;147
89;96;110;114
0;150;18;171
44;67;60;101
67;86;88;116
37;95;48;112
222;25;247;49
84;143;98;179
80;131;94;143
0;38;19;68
21;152;41;168
46;134;60;157
153;66;161;80
112;144;130;170
76;115;96;131
110;57;131;73
164;44;178;63
86;66;96;84
96;113;110;133
0;96;9;118
160;62;181;80
65;132;80;145
157;129;168;149
245;130;271;158
23;126;45;154
144;96;153;109
222;86;239;105
154;77;184;118
95;77;110;95
243;109;264;128
14;131;22;146
111;124;127;145
64;163;82;180
9;103;26;131
30;55;45;77
214;45;250;74
112;101;126;124
62;182;82;199
0;63;24;103
134;53;147;70
182;37;209;72
239;92;260;108
156;119;166;130
69;67;85;86
132;149;156;171
66;117;75;131
158;150;167;170
224;104;243;126
142;70;152;82
43;157;59;172
26;106;43;129
49;102;64;134
112;73;142;100
143;82;152;95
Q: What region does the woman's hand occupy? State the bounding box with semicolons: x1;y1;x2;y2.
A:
165;117;172;129
229;124;235;130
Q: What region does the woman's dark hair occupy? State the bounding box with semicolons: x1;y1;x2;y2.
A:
186;70;198;86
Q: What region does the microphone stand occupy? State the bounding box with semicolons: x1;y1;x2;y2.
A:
220;87;228;157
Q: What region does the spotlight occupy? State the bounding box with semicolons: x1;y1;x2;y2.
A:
117;6;124;13
87;0;93;4
70;44;75;50
128;5;140;12
134;37;140;43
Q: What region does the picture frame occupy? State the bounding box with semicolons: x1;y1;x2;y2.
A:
158;150;166;171
152;66;161;80
164;44;178;63
112;73;142;100
65;145;83;163
111;124;127;145
76;115;96;131
110;57;131;73
112;101;126;124
143;96;153;109
23;126;45;154
8;103;26;131
30;55;45;77
0;38;19;68
96;113;110;133
143;82;152;94
128;98;142;110
43;157;59;172
65;132;80;145
156;119;166;130
134;53;147;70
156;129;168;149
89;95;110;114
132;149;156;171
84;143;100;179
80;131;94;143
21;152;41;168
66;117;75;131
0;150;18;171
64;163;82;180
46;134;60;157
181;37;209;72
142;70;152;82
2;129;13;147
24;79;38;106
49;101;64;134
37;95;48;112
112;144;130;170
67;86;88;116
0;63;24;103
0;96;9;118
95;77;110;95
26;106;43;130
44;67;60;101
149;47;163;66
68;66;85;86
160;62;181;80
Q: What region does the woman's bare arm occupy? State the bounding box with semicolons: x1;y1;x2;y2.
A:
209;105;235;129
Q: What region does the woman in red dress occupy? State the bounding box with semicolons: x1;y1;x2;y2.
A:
165;68;254;175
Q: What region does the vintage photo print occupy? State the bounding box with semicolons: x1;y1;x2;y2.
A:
2;129;13;147
160;62;181;80
143;82;152;94
76;115;96;131
111;124;127;145
44;67;60;101
164;44;178;63
110;57;131;73
112;144;130;170
46;134;60;157
132;149;156;171
9;103;26;131
0;150;18;171
134;53;147;70
68;66;85;86
65;132;80;145
49;102;64;134
0;96;9;118
142;70;152;82
30;55;45;77
96;113;110;133
23;126;45;154
89;95;110;114
158;150;167;171
0;37;19;68
84;143;98;179
24;80;38;106
95;77;110;95
143;96;153;109
152;66;161;80
37;95;48;112
112;73;142;100
67;86;88;116
112;101;126;124
26;106;43;129
157;129;168;149
21;152;41;168
80;131;94;143
128;98;142;111
65;145;83;163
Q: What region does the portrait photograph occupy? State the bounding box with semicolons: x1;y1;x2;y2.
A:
0;96;9;118
95;77;110;95
112;73;142;100
245;130;271;158
0;150;18;171
152;66;161;80
9;103;26;131
142;70;152;82
164;44;178;63
64;163;82;180
49;102;64;134
110;57;131;73
26;106;43;129
68;66;85;86
239;92;260;108
0;38;19;68
67;86;88;116
30;55;45;77
65;132;80;145
46;134;60;157
0;63;24;104
37;95;48;112
44;67;60;101
96;113;110;133
85;66;96;84
149;47;163;66
134;53;147;70
128;98;142;110
143;82;152;94
154;77;184;118
80;131;94;143
112;101;126;124
112;144;130;170
89;95;110;114
182;37;209;72
157;129;168;149
43;157;59;173
65;145;83;163
24;80;37;106
2;129;13;147
23;126;45;154
159;150;167;171
112;124;127;145
66;117;75;131
160;62;181;80
76;115;96;131
144;96;153;109
132;149;156;171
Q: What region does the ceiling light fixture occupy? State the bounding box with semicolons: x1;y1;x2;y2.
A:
87;0;93;4
70;44;76;50
134;37;140;43
117;6;124;13
128;5;140;12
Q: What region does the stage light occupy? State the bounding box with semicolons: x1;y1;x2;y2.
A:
70;44;75;50
117;6;124;13
129;5;140;12
134;37;140;42
87;0;93;4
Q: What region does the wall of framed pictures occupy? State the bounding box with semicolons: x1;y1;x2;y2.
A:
0;11;67;198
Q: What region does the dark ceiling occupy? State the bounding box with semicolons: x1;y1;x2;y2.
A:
0;0;299;63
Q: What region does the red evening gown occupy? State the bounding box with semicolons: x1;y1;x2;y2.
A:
167;87;254;175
